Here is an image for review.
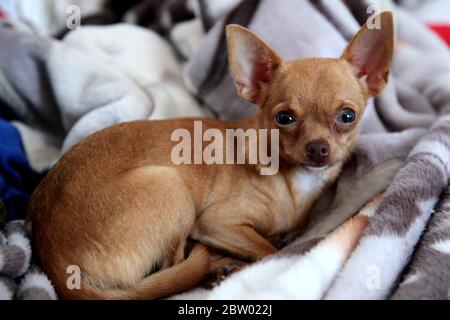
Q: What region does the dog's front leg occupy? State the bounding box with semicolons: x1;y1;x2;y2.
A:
193;209;278;261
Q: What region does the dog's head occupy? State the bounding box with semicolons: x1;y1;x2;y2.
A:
226;12;394;169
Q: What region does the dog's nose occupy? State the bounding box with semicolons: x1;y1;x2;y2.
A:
305;140;330;164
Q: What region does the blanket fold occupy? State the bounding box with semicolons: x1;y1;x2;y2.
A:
391;187;450;300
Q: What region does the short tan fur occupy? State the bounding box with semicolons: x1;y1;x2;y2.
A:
27;12;394;300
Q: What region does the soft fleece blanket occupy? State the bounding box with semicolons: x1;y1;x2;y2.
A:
1;0;450;300
0;220;56;300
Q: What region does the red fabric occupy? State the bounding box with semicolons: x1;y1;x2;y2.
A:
428;24;450;47
0;10;6;19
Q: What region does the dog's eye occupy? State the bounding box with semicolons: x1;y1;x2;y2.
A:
276;111;296;126
338;108;356;124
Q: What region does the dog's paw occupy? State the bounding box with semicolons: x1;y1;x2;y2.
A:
205;260;247;289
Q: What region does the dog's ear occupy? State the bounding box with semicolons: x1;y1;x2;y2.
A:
226;25;283;105
341;12;394;97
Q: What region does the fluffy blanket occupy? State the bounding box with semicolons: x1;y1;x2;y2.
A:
0;220;56;300
1;0;450;300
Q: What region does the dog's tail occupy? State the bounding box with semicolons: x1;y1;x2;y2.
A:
60;244;212;300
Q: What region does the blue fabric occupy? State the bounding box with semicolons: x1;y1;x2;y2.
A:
0;118;42;221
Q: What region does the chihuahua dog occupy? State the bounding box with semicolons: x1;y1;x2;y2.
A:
27;12;393;300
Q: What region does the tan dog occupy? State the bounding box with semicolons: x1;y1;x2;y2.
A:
27;12;394;300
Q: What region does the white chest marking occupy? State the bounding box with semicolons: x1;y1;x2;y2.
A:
290;169;330;210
